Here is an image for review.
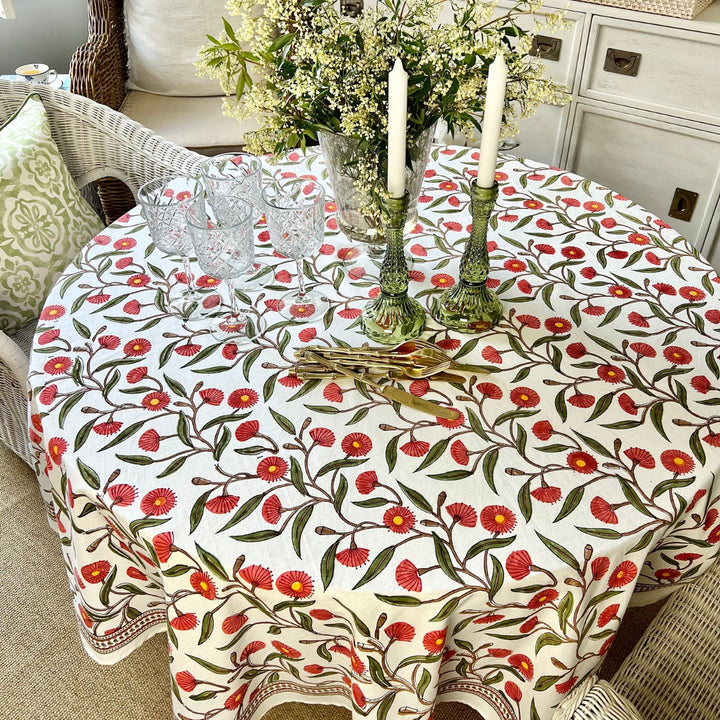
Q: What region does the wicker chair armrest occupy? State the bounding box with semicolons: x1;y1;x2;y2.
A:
0;330;30;387
70;37;127;111
553;676;643;720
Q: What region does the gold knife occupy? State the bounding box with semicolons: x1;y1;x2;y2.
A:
306;351;460;421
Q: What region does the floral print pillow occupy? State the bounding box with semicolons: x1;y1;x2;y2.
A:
0;94;103;333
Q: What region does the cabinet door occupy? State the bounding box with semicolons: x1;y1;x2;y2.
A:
565;102;720;252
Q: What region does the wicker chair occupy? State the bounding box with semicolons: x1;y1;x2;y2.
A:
0;79;204;465
554;558;720;720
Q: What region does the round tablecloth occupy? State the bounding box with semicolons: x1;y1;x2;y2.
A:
28;146;720;720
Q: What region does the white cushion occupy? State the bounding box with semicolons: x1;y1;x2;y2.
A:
125;0;228;96
120;91;257;150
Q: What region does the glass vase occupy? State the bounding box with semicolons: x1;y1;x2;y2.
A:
318;123;436;247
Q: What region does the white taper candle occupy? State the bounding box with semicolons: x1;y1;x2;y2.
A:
476;52;508;188
387;58;408;198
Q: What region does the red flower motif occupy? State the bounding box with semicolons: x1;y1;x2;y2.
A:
509;653;534;680
517;279;533;294
276;570;313;598
519;616;539;633
206;495;239;514
224;683;248;710
228;388;258;408
608;284;632;299
262;495;282;524
499;213;518;223
355;470;378;494
409;379;429;397
190;571;217;600
674;552;702;562
400;440;430;457
272;640;302;659
115;256;133;269
235;420;259;441
505;681;523;702
568;451;597;474
592;557;610;580
545;317;572;334
450;440;469;466
384;506;416;534
108;484;137;506
480;505;516;534
504;259;527;273
561;246;585;259
535;243;555;254
624;447;655;469
336;546;370;567
395;558;422;591
446;502;477;527
45;356;72;375
488;648;512;658
591;497;618;524
175;671;197;692
628;312;650;328
629;342;656;358
93;420;123;436
142;391;170;411
47;437;67;465
506;550;533;580
126;366;148;384
40;305;65;321
528;588;559;608
600;218;617;229
306;427;334;447
703;433;720;447
481;346;503;364
222;613;248;634
37;329;61;345
691;376;712;394
705;309;720;324
352;683;366;708
97;335;120;350
660;449;694;475
304;664;325;674
323;382;344;403
124;338;151;357
81;560;111;584
580;267;597;279
431;273;455;287
679;286;705;301
138;429;160;452
86;293;111;305
407;270;425;283
556;677;578;695
439;181;457;191
532;420;553;440
655;568;681;582
663;346;692;365
174;343;201;357
197;388;223;406
239;641;266;661
582;305;606;316
123;299;141;315
127;273;150;288
516;314;541;329
618;393;638;415
310;609;334;620
597;603;620;628
221;343;239;362
628;233;650;245
566;342;586;359
476;382;503;399
140;488;176;516
474;613;504;625
509;387;540;408
531;485;562;504
597;365;625;384
568;393;595;409
341;433;372;457
152;532;175;563
561;195;579;204
423;629;447;654
383;622;415;642
708;524;720;544
583;201;604;212
257;456;288;482
238;565;273;590
298;327;317;342
608;561;637;588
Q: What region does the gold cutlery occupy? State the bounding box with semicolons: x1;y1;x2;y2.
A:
305;351;460;421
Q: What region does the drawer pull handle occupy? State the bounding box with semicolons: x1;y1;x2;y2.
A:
500;139;520;152
340;0;363;16
668;187;699;223
531;35;562;62
603;48;641;76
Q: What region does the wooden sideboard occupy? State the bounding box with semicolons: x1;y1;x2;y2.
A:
443;1;720;270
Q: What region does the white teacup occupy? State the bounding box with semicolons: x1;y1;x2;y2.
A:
15;63;57;85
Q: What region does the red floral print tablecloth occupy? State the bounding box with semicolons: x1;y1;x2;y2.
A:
28;147;720;720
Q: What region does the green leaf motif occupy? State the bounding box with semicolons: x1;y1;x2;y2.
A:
433;532;464;584
194;542;230;581
270;407;296;436
353;546;395;590
536;532;580;572
77;459;101;490
398;481;433;513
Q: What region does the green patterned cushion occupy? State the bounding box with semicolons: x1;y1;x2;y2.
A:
0;94;104;333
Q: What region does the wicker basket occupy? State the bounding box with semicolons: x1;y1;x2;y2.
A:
581;0;715;20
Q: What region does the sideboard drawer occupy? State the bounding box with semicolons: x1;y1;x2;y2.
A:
566;103;720;251
581;17;720;124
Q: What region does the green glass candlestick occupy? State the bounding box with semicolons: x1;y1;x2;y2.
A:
432;181;502;332
360;193;426;344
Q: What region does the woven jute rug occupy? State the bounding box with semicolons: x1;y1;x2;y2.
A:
0;444;659;720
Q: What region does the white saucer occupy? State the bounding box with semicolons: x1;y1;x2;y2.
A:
47;77;63;89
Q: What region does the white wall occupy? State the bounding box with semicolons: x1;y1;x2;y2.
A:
0;0;88;74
